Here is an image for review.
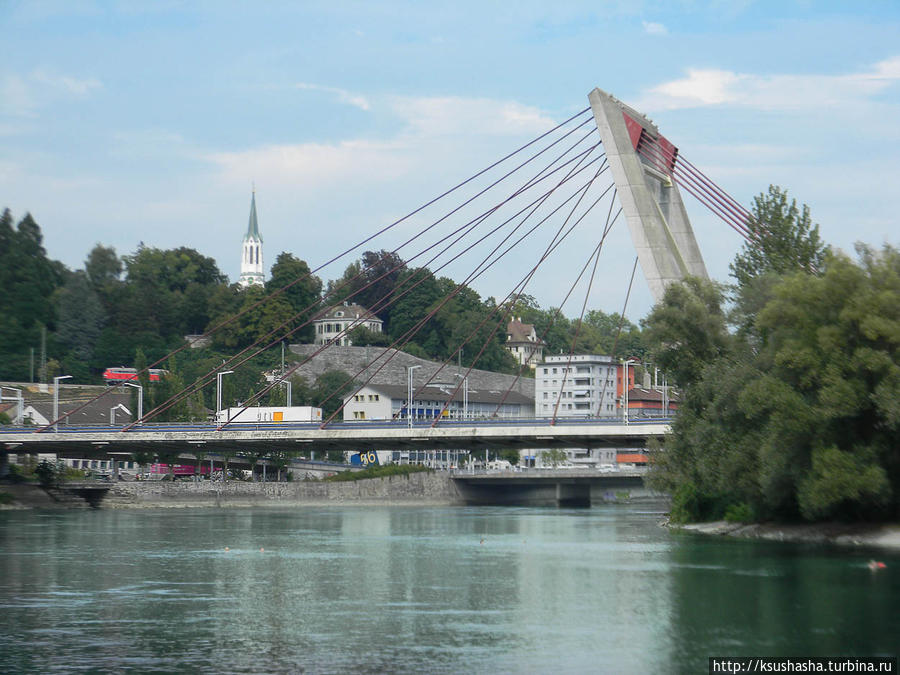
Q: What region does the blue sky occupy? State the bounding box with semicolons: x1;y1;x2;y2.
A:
2;1;898;320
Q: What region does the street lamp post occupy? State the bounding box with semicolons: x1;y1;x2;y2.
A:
52;375;72;431
622;359;637;425
406;365;421;428
123;381;143;425
453;373;469;420
110;403;129;425
216;370;234;419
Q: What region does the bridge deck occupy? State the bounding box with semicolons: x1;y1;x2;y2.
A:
2;419;669;455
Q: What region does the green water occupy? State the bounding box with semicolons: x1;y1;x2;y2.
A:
0;504;896;674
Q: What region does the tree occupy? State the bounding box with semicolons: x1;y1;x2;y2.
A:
540;448;567;468
85;244;123;289
266;252;322;342
730;186;829;338
0;210;64;380
731;185;827;288
55;271;106;381
641;276;731;389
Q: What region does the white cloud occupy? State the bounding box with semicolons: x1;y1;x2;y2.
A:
642;21;667;35
391;96;556;137
31;68;102;96
640;56;900;111
207;95;558;191
293;82;371;111
0;69;102;117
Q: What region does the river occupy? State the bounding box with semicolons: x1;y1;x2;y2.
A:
0;503;897;674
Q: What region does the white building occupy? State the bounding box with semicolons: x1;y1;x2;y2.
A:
342;382;533;468
342;382;533;422
505;318;545;368
239;190;265;288
312;303;383;346
534;354;620;418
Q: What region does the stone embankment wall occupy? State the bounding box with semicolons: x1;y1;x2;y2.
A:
104;471;462;508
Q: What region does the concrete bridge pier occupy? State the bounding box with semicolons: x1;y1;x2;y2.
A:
0;451;8;479
556;482;591;508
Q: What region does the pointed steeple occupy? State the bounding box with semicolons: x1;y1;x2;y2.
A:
239;188;265;288
244;188;262;242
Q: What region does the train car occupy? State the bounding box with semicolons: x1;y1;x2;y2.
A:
214;406;323;424
103;367;169;384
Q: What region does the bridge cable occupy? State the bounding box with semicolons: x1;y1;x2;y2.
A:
314;155;610;427
550;202;613;425
490;195;624;418
223;147;608;430
420;171;616;427
593;254;639;418
125;124;601;429
38;108;593;434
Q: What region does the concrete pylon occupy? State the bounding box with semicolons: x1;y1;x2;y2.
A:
588;88;707;302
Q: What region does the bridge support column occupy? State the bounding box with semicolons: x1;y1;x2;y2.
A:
555;482;591;508
0;451;8;479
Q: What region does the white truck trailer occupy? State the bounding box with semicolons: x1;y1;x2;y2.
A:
215;406;323;424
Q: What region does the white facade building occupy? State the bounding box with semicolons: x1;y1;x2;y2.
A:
505;318;545;368
342;382;533;422
312;303;383;346
534;354;619;418
239;190;265;288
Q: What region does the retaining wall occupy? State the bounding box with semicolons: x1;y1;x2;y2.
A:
105;471;462;508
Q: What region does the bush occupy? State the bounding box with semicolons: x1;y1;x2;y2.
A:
724;502;755;523
669;482;702;523
34;460;58;487
0;492;14;505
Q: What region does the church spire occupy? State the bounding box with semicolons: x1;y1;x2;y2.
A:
239;188;265;288
244;188;262;242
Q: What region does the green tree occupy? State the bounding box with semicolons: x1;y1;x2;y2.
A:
266;252;322;342
641;276;731;389
55;271;106;381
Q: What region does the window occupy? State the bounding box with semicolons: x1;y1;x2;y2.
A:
543;392;548;399
336;311;344;318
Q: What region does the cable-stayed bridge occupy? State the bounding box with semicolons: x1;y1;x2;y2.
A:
4;87;757;464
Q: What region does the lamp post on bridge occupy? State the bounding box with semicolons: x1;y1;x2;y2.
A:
123;381;143;425
453;373;469;420
52;375;72;432
621;359;637;425
406;365;421;429
216;370;234;419
110;403;130;426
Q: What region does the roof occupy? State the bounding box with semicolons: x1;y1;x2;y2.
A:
314;303;382;323
24;391;135;425
626;387;681;403
351;382;533;407
506;319;544;345
243;191;262;242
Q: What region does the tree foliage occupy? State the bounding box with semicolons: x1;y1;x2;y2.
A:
647;186;899;523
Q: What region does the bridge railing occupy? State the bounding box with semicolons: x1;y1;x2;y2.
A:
0;416;673;435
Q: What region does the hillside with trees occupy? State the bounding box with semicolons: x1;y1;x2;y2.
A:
0;209;647;421
644;186;899;523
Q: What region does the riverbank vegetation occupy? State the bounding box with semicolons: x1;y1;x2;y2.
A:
645;186;899;524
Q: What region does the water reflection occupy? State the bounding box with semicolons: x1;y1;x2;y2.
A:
0;505;897;674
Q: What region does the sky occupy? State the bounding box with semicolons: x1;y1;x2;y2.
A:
2;0;899;322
